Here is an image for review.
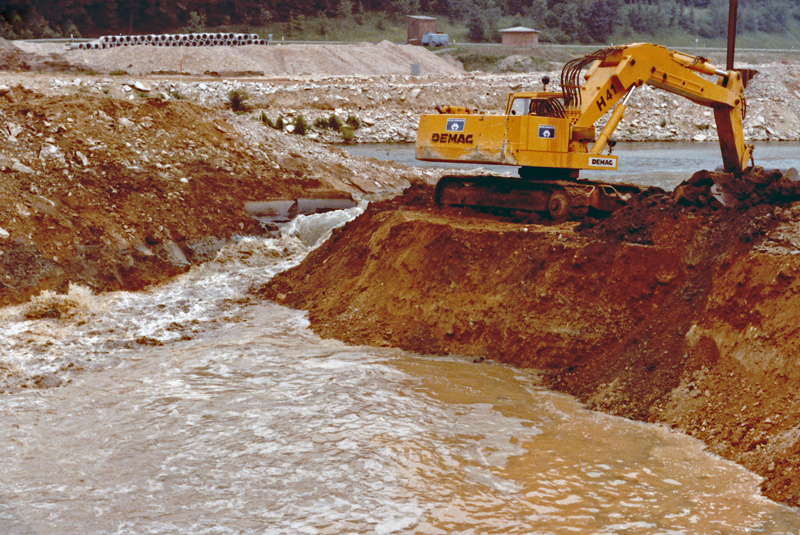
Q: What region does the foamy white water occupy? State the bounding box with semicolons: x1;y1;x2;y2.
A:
0;208;799;535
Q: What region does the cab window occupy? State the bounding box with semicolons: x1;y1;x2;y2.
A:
509;98;530;116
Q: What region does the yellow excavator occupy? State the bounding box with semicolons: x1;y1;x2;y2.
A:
415;43;755;219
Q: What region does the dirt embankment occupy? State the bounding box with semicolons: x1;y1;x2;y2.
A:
0;85;421;307
262;172;800;508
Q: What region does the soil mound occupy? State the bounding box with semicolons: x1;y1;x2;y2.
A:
60;41;462;76
0;38;32;70
0;86;417;306
261;172;800;508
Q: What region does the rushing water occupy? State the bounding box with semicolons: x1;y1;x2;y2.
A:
341;141;800;191
1;210;800;534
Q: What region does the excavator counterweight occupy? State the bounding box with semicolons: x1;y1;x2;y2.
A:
415;43;754;219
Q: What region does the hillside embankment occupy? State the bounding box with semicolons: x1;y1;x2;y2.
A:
0;84;426;308
262;172;800;508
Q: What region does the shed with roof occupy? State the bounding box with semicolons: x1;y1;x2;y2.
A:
407;15;438;45
500;26;539;48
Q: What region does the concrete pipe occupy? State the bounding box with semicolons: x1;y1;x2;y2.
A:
224;40;233;46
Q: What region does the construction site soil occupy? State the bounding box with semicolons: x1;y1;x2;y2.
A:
4;37;800;509
263;174;800;509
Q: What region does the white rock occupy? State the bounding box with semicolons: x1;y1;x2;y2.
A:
285;124;295;133
6;122;23;137
693;134;707;142
410;88;422;99
133;81;150;92
0;227;8;239
0;85;9;95
118;117;135;128
11;161;35;174
75;150;89;167
40;143;65;161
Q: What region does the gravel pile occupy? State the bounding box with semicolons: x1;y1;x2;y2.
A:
58;40;462;77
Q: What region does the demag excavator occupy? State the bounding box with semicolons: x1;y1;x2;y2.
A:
415;43;755;219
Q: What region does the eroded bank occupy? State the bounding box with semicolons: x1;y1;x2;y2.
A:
262;174;800;507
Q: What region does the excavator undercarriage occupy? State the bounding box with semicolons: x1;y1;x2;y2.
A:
435;173;642;221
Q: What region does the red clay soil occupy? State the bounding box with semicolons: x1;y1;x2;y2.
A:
0;86;413;308
262;171;800;508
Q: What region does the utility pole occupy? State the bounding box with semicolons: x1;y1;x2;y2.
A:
726;0;738;71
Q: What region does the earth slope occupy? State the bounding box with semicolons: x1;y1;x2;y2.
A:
262;175;800;508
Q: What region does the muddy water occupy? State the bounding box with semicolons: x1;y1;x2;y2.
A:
341;141;800;190
1;210;800;534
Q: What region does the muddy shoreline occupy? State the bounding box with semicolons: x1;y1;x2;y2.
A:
262;180;800;509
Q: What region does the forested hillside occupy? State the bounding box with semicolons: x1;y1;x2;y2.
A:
0;0;797;45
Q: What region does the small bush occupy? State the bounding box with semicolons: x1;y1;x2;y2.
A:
313;117;328;129
169;89;183;100
109;69;127;76
341;126;355;143
327;114;342;132
345;115;361;130
227;89;250;112
259;111;274;128
275;116;285;130
293;114;309;135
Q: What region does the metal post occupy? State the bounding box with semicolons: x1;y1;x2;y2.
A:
726;0;738;71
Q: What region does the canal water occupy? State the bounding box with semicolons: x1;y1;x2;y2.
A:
341;141;800;190
1;207;800;534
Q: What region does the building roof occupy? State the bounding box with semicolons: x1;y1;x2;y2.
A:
499;26;540;33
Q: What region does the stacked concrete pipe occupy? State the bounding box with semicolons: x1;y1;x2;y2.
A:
71;33;267;50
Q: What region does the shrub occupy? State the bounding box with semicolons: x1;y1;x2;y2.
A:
341;126;355;143
345;115;361;130
326;114;342;132
260;111;274;128
227;89;249;112
275;116;285;130
293;114;309;135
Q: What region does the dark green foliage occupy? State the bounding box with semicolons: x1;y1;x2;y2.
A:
0;0;795;43
340;125;355;142
227;89;249;112
345;115;361;130
293;114;309;135
314;114;343;131
260;111;274;128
